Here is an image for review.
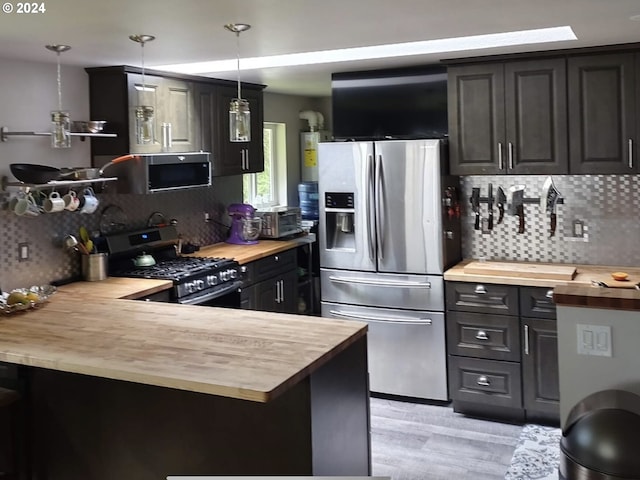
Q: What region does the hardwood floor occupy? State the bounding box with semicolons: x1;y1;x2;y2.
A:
370;396;523;480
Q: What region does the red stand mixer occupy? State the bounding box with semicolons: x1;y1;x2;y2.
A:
226;203;261;245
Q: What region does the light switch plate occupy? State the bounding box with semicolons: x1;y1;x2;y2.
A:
577;324;612;357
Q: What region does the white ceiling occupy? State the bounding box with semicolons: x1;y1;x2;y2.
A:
1;0;640;97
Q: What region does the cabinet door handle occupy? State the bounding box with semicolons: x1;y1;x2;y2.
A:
244;148;250;170
475;330;489;341
275;280;281;303
474;284;487;294
545;289;554;299
629;139;633;169
477;375;491;387
498;143;504;170
524;324;530;355
279;280;284;302
508;142;514;170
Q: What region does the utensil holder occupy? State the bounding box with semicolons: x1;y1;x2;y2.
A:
81;253;108;281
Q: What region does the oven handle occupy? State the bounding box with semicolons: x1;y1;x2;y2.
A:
177;280;243;305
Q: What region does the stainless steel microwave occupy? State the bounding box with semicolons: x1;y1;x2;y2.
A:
256;207;302;239
99;152;211;194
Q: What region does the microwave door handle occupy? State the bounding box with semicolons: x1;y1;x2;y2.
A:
375;154;384;261
366;154;375;261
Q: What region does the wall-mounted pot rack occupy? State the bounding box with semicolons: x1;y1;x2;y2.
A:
0;126;117;142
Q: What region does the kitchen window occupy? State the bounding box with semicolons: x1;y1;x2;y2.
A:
243;122;285;208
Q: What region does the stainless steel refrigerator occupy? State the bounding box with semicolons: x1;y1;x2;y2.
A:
318;139;460;401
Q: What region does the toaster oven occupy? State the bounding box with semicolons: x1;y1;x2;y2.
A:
256;207;302;239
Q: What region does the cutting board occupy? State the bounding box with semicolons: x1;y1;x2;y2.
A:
589;273;640;289
463;261;577;280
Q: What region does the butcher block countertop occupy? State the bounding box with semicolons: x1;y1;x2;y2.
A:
0;274;365;403
445;259;640;311
188;234;315;265
444;259;640;288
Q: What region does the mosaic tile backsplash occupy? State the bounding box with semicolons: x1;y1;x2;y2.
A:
460;175;640;267
0;178;240;291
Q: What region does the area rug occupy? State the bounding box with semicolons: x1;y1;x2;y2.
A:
505;424;562;480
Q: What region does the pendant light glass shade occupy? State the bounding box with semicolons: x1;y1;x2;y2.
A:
225;23;251;142
129;34;156;145
46;44;71;148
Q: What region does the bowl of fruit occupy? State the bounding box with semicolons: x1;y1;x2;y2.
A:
0;285;56;314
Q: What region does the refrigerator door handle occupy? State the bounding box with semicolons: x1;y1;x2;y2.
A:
328;275;432;288
329;309;433;325
375;154;384;261
366;154;375;261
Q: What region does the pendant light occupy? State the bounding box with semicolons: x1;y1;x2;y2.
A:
224;23;251;142
129;34;156;145
46;44;71;148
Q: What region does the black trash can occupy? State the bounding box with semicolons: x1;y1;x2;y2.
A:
560;389;640;480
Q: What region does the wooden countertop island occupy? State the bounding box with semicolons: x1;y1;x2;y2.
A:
1;277;370;479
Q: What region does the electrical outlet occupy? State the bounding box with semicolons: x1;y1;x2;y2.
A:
577;324;612;357
18;242;29;262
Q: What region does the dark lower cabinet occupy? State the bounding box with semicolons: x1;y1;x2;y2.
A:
245;269;297;313
521;317;560;423
446;282;559;425
240;249;298;314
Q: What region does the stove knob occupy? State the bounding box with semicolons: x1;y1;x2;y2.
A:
196;279;205;290
220;270;229;281
185;282;195;294
207;275;218;286
229;268;238;279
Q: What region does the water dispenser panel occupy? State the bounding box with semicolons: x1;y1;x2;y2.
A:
325;192;354;209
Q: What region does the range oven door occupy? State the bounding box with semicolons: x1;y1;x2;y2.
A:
176;280;243;306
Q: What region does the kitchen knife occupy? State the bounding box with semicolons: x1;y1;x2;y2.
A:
508;185;526;234
487;183;494;230
471;188;480;230
497;187;506;224
547;182;561;238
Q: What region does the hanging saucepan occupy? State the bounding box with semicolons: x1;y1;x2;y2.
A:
133;252;156;268
98;154;140;177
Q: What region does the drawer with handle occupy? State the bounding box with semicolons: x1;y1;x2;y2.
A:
446;311;520;361
520;286;556;319
448;356;522;409
445;282;519;315
244;249;297;285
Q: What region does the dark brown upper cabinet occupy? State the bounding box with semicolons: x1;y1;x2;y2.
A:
86;66;265;177
448;59;568;175
568;53;636;174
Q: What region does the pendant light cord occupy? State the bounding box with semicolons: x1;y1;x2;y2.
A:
236;31;241;100
141;41;146;93
56;52;62;111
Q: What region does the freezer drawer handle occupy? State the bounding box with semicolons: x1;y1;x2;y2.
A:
477;375;491;387
328;275;432;288
329;309;432;325
475;330;490;341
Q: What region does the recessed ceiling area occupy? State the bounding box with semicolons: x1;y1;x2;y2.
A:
0;0;639;96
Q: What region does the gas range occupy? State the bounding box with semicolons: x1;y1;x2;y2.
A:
105;226;242;305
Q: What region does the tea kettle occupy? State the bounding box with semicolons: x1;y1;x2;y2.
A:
133;252;156;267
